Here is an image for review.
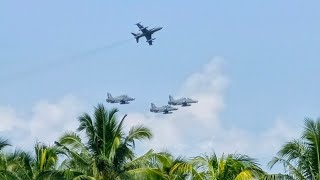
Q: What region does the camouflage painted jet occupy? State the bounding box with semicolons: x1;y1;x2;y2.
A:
168;95;198;107
106;93;135;104
150;103;178;114
131;22;162;45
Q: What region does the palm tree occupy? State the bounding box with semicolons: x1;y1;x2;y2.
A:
3;142;84;180
0;138;19;180
268;117;320;180
153;153;190;180
189;151;264;180
56;103;155;179
30;142;82;180
125;150;192;180
54;133;97;179
0;138;32;180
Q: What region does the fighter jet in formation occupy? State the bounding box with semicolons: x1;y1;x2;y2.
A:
131;22;163;45
168;95;198;107
106;93;135;104
150;103;178;114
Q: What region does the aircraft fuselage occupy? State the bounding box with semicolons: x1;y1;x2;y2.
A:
132;23;162;45
137;27;162;37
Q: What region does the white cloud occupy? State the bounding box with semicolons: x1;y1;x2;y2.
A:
0;95;84;150
0;107;21;131
125;57;229;156
124;56;300;171
257;119;300;157
0;56;301;173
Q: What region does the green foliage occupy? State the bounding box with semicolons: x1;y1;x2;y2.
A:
268;117;320;180
260;173;294;180
0;138;10;151
190;152;264;180
5;104;318;180
57;103;155;179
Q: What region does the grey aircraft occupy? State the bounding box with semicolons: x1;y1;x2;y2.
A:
150;103;178;114
168;95;198;107
106;93;135;104
131;22;163;45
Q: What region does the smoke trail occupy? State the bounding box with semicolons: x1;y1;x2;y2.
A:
1;38;132;83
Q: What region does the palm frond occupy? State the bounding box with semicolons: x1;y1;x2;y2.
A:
122;168;167;180
36;169;85;180
0;138;10;151
57;132;87;152
234;170;253;180
260;173;294;180
268;156;305;179
125;125;153;149
107;114;127;162
0;170;22;180
125;149;157;169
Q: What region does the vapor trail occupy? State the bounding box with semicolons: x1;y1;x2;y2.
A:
1;38;132;83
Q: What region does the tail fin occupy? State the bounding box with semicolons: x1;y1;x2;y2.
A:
107;93;112;99
151;103;156;108
169;95;174;101
131;33;139;43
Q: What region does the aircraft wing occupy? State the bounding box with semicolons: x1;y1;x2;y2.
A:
136;23;144;29
163;108;170;114
182;102;190;106
120;100;128;104
136;23;149;34
145;34;153;45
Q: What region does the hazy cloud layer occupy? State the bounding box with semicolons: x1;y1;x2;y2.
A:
124;57;300;168
0;95;84;150
0;57;300;171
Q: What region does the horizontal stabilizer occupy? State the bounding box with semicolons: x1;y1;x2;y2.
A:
131;33;139;43
147;38;156;42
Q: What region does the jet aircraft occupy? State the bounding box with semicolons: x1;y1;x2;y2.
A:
131;22;162;45
168;95;198;107
106;93;135;104
150;103;178;114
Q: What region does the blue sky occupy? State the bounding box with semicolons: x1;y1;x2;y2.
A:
1;0;320;173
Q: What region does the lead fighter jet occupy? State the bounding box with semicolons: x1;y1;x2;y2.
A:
168;95;198;107
106;93;135;104
150;103;178;114
131;22;162;45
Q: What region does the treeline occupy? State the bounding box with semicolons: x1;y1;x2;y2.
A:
0;103;319;179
